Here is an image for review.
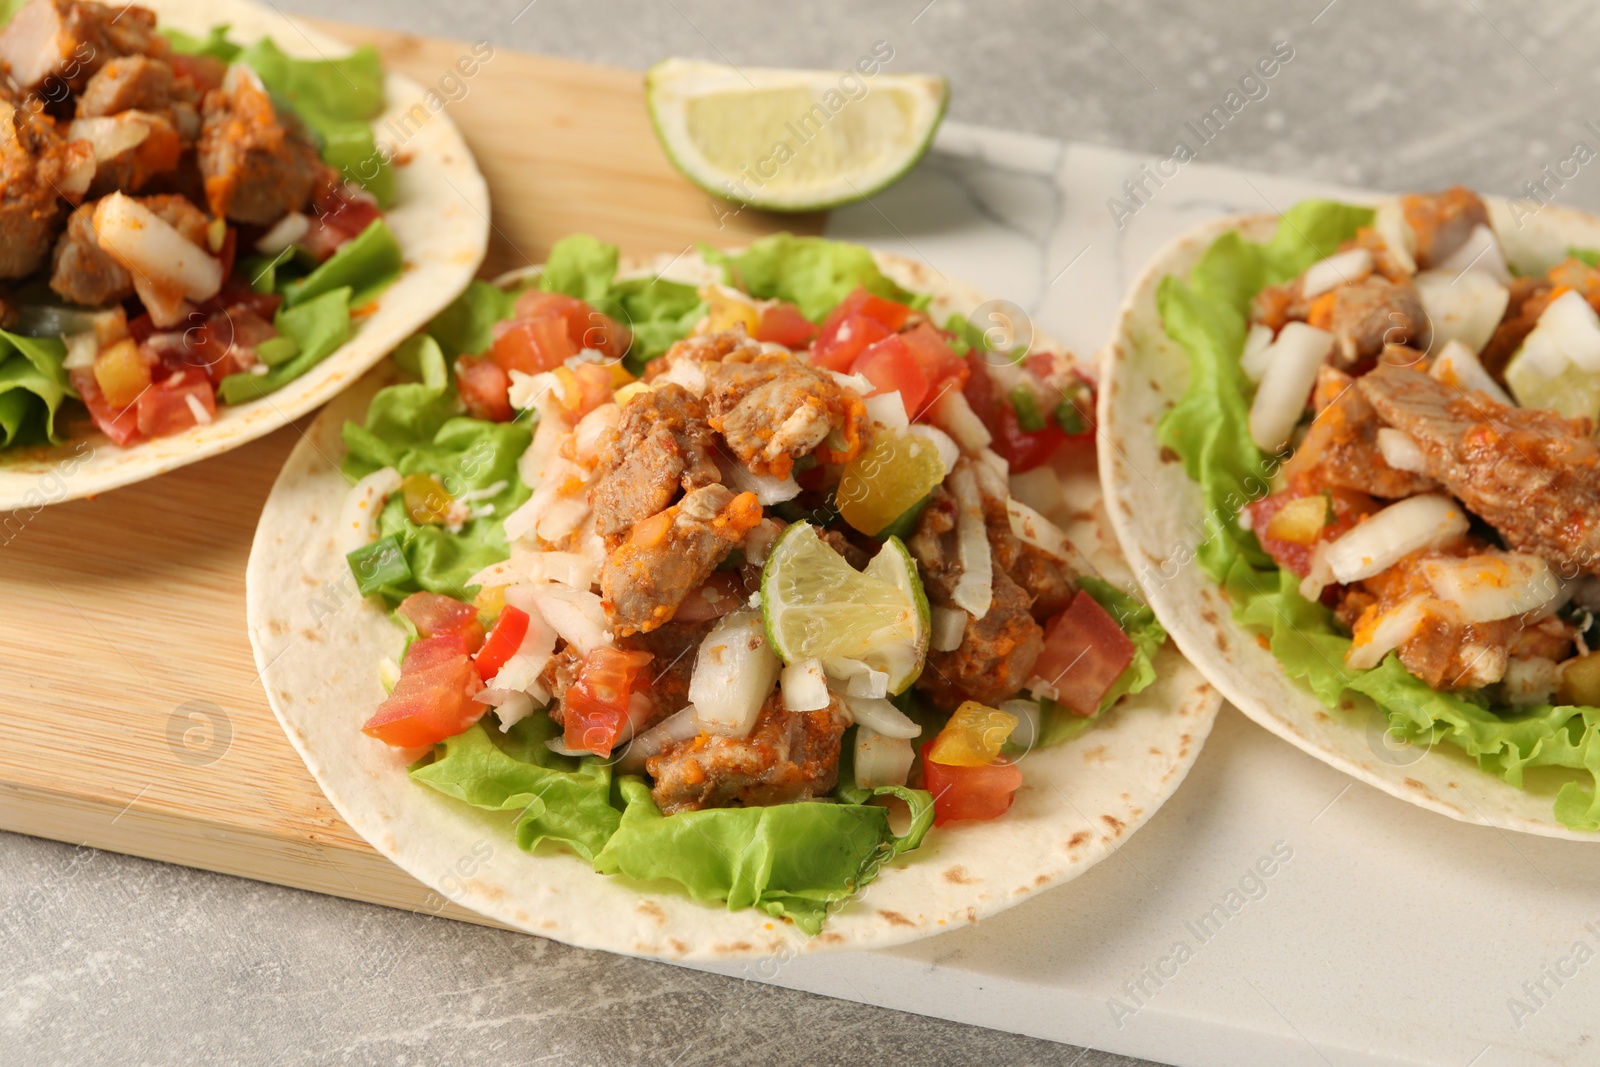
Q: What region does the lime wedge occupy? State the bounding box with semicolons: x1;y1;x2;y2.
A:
1505;350;1600;424
761;522;929;693
645;58;949;212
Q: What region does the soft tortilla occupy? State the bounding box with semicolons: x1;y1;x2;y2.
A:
1098;196;1600;841
0;0;488;509
246;248;1221;960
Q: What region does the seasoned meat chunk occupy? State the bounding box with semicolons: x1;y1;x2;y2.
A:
970;458;1083;620
0;0;163;94
646;695;849;814
0;100;92;279
908;481;1046;708
1401;187;1490;269
587;383;721;548
622;621;707;726
77;55;172;116
1351;549;1515;690
197;71;323;224
1479;274;1563;383
1358;364;1600;575
1320;275;1430;367
1283;365;1438;499
72;109;182;196
660;329;867;477
49;192;206;305
600;484;762;636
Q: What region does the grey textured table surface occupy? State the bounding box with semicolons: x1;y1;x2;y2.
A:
8;2;1600;1065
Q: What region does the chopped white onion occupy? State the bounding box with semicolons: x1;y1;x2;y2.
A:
999;698;1042;751
472;549;598;591
1240;322;1276;384
1321;494;1469;584
92;192;222;301
486;589;560;690
864;390;910;431
1429;338;1514;405
1374;200;1418;275
842;694;922;739
1346;595;1430;670
854;727;915;789
503;456;587;543
67;114;151;163
826;370;875;394
492;691;537;732
509;369;559;412
617;705;701;772
1007;497;1076;562
517;583;610;655
1025;675;1060;703
1376;428;1427;473
1503;657;1561;707
930;606;968;652
1249;322;1334;453
658;357;707;396
742;518;784;568
1422;552;1564;623
184;393;212;425
977;447;1009;478
1518;289;1600;376
255;211;310;256
1435;223;1511;284
718;455;801;505
824;657;889;699
62;331;97;371
781;658;830;711
928;388;992;453
947;462;993;618
337;466;402;553
909;423;960;476
572;403;620;467
1413;269;1509;357
689;611;780;737
1300;248;1374;299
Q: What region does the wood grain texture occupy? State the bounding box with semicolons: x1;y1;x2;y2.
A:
0;20;819;916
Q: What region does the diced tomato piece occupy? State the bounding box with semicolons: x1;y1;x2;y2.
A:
1034;591;1136;717
920;740;1023;825
303;185;383;261
514;291;633;361
491;314;576;375
455;355;513;422
995;402;1068;472
899;322;968;392
72;368;142;446
1246;488;1378;578
754;302;818;348
404;632;481;671
562;647;653;757
850;334;930;415
362;650;485;747
828;286;913;333
183;309;277;384
397;592;486;651
811;313;892;372
473;606;530;681
134;372;215;439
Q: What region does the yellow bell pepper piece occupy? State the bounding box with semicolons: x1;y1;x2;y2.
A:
928;701;1018;767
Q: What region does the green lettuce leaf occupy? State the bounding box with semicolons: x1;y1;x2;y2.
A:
238;37;393;204
427;281;517;359
593;777;934;935
410;717;621;861
282;219;403;309
217;287;352;404
342;335;531;603
162;24;242;60
700;232;928;323
0;331;70;447
1158;198;1600;831
534;235;705;370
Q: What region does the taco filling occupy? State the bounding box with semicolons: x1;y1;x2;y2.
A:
339;234;1168;929
1159;186;1600;831
0;2;401;449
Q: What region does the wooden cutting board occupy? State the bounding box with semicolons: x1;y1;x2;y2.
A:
0;20;820;924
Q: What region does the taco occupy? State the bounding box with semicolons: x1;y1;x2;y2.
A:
247;233;1219;958
0;0;486;509
1101;186;1600;838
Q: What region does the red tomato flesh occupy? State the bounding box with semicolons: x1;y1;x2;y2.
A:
920;741;1024;825
1034;591;1136;717
513;290;632;361
810;313;892;372
563;647;653;757
829;286;912;332
397;592;486;651
455;355;513;422
72;368;142;445
850;334;929;415
474;606;530;681
899;322;968;393
134;372;215;439
754;302;818;348
491;314;576;375
362;644;485;747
